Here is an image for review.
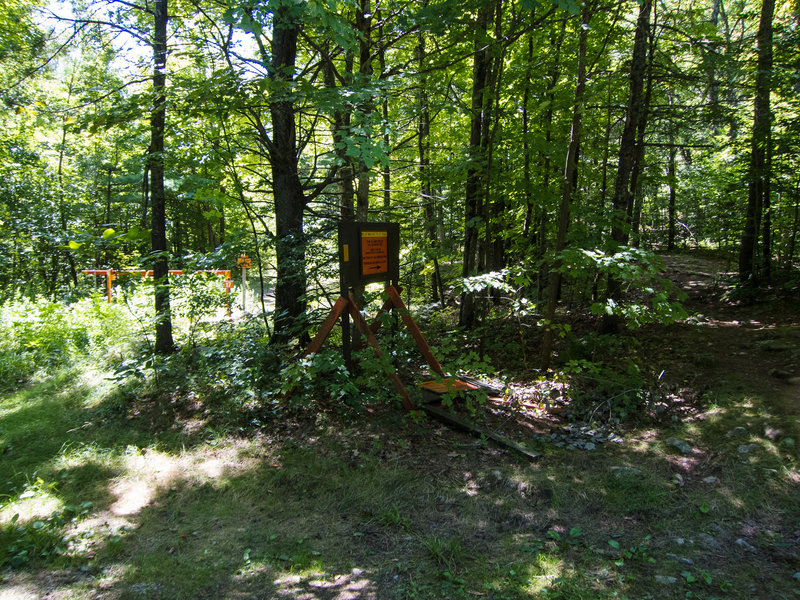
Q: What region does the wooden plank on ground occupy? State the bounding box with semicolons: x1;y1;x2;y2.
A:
420;403;539;461
419;378;478;394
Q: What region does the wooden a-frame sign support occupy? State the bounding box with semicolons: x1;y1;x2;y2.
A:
300;285;444;411
296;290;539;461
291;220;538;461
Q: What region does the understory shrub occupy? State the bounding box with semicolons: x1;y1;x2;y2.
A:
561;333;663;422
0;297;136;389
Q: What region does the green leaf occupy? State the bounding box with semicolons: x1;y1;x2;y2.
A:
68;240;82;250
102;228;116;239
608;539;620;550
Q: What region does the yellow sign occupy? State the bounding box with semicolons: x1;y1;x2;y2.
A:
361;231;388;276
237;254;251;269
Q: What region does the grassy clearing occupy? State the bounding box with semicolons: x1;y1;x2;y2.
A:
1;264;799;599
1;364;798;599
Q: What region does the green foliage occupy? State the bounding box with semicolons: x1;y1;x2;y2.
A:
0;296;135;389
607;535;655;567
279;349;361;407
560;333;665;422
560;246;688;327
0;478;93;568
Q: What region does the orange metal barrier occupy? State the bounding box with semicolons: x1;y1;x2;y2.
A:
81;269;232;303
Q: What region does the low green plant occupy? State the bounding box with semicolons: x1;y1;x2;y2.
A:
0;480;94;568
607;536;655;567
546;527;584;549
279;349;360;407
381;504;411;530
422;535;467;572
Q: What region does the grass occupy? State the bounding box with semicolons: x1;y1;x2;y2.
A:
0;373;798;599
1;274;800;598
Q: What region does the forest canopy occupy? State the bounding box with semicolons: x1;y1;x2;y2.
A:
1;0;798;351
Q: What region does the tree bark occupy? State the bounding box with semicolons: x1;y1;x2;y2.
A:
417;23;441;304
610;0;652;248
150;0;175;355
539;5;590;371
629;9;656;248
354;0;372;222
667;144;677;251
459;3;492;328
738;0;774;283
269;8;308;342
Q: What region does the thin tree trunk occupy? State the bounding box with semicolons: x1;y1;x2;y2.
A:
522;32;534;240
56;76;78;287
417;23;439;303
354;0;372;221
787;183;799;268
603;0;652;334
629;9;656;248
150;0;175;355
378;12;391;213
761;128;772;280
536;22;566;256
540;5;590;371
667;144;677;251
610;0;652;248
459;3;492;328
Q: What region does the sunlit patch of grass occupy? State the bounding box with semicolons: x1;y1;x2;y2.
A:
0;485;63;525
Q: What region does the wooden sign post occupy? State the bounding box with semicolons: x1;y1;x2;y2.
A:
289;222;536;459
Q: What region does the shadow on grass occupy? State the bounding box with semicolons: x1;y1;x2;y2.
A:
1;358;799;599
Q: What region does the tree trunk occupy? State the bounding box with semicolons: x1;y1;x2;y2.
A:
539;5;590;371
150;0;175;355
323;47;356;220
738;0;774;283
270;8;308;342
761;128;772;280
378;12;391;214
459;3;492;328
56;76;78;287
417;24;440;303
610;0;652;249
667;144;677;251
787;183;799;268
601;0;652;335
354;0;372;222
522;32;534;241
629;11;656;249
537;21;566;259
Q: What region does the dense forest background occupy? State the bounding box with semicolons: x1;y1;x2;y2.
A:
1;0;799;355
2;2;800;594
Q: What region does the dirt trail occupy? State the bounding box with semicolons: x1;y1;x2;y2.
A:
660;254;800;413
